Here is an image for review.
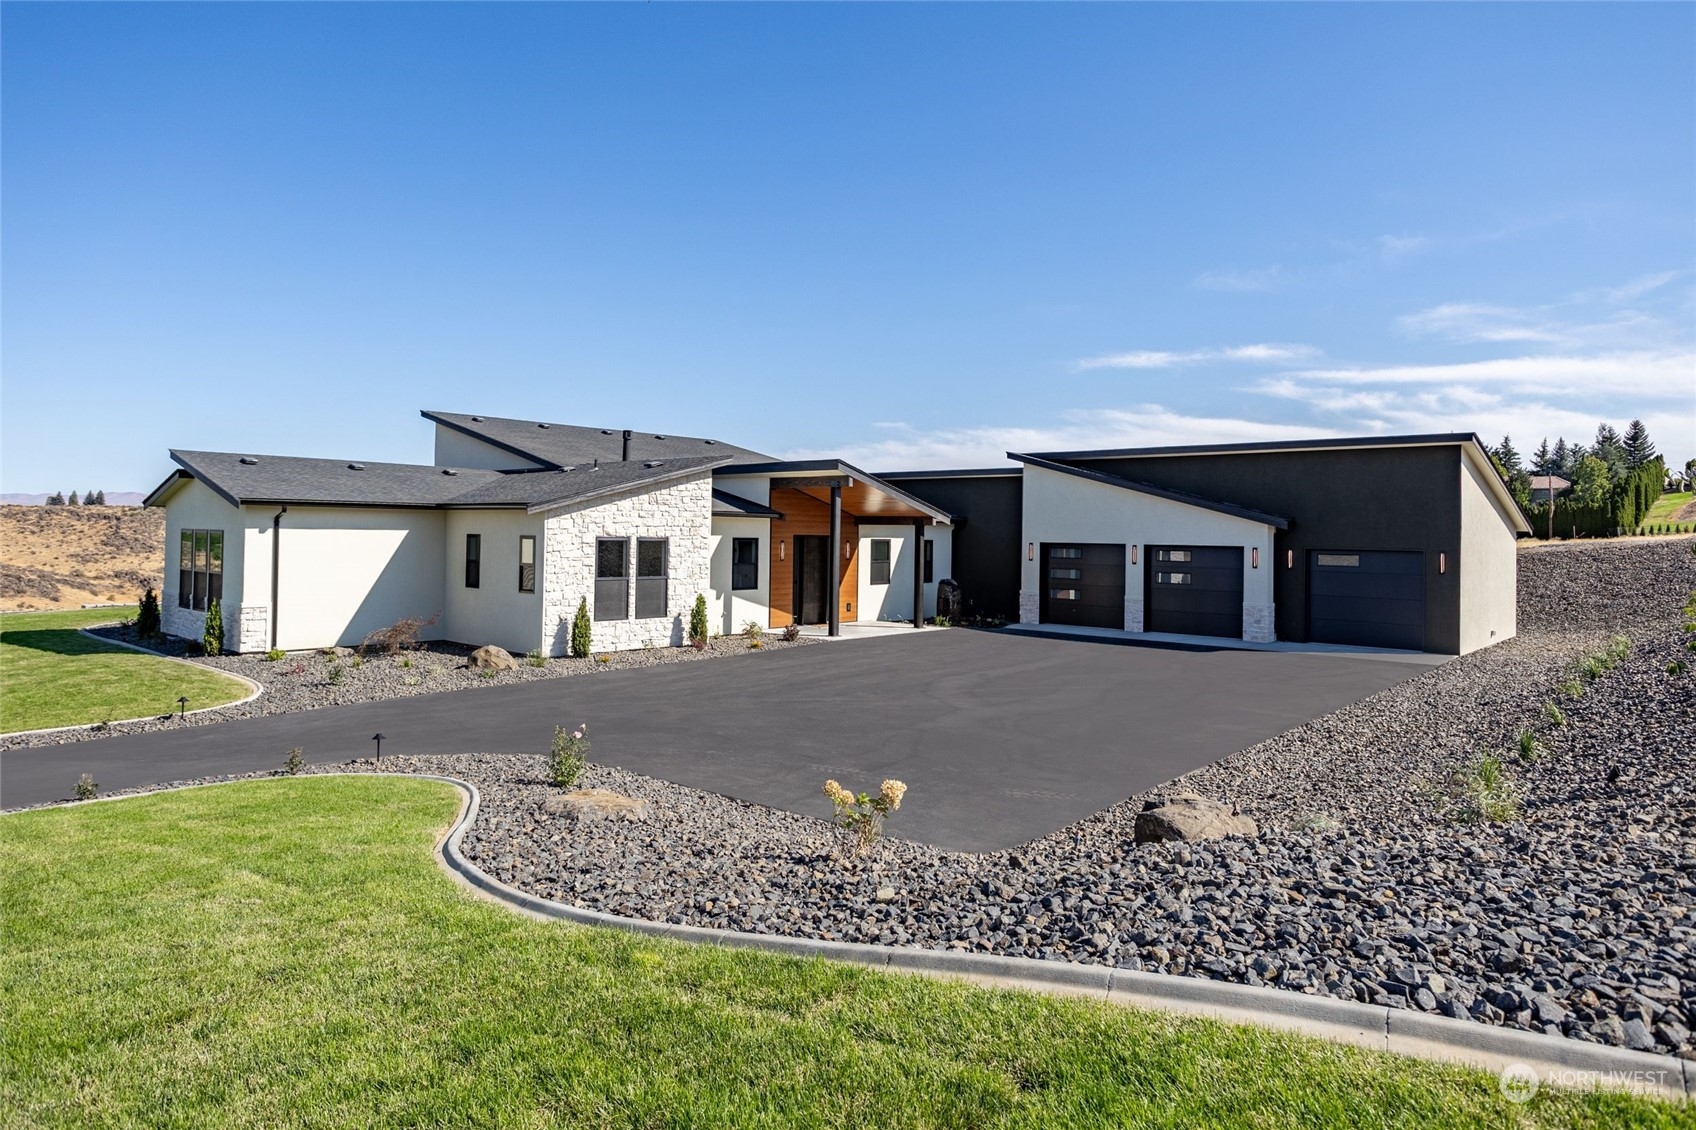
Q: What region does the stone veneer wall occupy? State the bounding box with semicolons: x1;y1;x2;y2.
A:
162;601;269;653
1018;591;1039;624
1123;597;1144;633
540;472;714;655
1243;603;1276;644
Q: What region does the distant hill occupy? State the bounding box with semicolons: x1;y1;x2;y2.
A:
0;504;165;611
0;492;146;507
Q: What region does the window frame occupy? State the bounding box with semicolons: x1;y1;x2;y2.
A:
178;528;224;612
730;537;760;591
922;539;934;584
635;537;669;619
594;537;629;621
869;538;892;586
517;535;536;593
465;533;482;589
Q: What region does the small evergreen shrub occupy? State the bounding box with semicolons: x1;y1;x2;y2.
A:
689;594;710;647
202;598;224;655
571;598;593;658
74;773;98;800
326;662;345;685
136;586;162;638
283;748;304;775
549;723;589;787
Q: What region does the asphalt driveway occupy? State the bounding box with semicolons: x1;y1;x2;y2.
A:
1;630;1430;851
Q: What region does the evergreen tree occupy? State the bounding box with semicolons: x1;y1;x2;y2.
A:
1622;419;1656;469
1592;423;1627;480
570;597;593;658
1531;438;1552;476
83;490;98;506
1494;437;1523;476
46;491;65;506
1551;438;1571;478
202;597;224;655
689;593;710;645
67;491;80;506
94;490;106;505
136;586;162;638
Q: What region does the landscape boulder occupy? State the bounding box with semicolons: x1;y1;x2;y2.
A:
467;645;519;672
542;788;651;823
319;645;354;658
1133;793;1257;843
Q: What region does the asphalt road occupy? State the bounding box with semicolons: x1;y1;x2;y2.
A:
1;630;1429;851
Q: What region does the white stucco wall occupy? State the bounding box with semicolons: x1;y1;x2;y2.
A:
161;478;249;650
540;472;714;653
433;425;547;471
263;506;448;652
712;473;771;507
1018;464;1277;640
856;524;951;622
708;516;771;635
1458;454;1519;654
442;509;548;655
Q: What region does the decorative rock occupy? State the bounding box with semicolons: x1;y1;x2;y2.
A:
541;788;651;823
468;645;519;672
874;887;896;903
319;645;354;658
1133;793;1258;843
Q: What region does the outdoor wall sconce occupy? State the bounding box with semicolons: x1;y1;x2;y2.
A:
845;541;852;560
1439;552;1447;574
778;539;785;561
1130;545;1138;565
1287;549;1294;569
1027;542;1035;561
1251;547;1259;569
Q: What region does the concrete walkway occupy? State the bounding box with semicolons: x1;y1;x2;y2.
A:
2;629;1430;850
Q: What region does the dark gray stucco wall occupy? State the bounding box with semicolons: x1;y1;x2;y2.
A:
1056;446;1466;653
883;473;1024;622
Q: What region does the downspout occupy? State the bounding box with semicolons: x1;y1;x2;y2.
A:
270;506;287;651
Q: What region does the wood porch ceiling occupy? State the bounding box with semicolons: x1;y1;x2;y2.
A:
775;480;935;520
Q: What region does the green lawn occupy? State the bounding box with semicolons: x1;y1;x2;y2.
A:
0;606;250;733
0;778;1676;1128
1643;492;1694;526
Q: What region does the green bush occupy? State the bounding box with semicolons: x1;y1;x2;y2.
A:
283;748;304;775
74;773;98;801
326;662;345;685
202;598;223;656
264;648;286;662
1542;700;1566;727
1515;727;1541;762
526;649;546;667
136;587;162;638
571;598;592;659
1442;753;1522;825
690;594;710;646
549;723;589;787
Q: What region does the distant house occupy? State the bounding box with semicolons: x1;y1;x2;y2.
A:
1529;475;1571;504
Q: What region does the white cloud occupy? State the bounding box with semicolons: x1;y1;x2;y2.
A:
1277;351;1695;400
1396;303;1565;344
1193;266;1290;293
1596;270;1685;304
1077;343;1318;370
1377;234;1429;261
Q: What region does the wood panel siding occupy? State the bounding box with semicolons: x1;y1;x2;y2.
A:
768;487;859;626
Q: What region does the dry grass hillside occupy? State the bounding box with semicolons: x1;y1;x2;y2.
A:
0;505;164;611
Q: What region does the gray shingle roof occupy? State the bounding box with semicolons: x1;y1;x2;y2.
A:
423;410;773;468
158;450;727;512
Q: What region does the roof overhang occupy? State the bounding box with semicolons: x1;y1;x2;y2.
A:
717;460;954;524
420;409;557;469
143;468;198;508
520;458;732;514
1010;453;1291;529
1460;440;1535;535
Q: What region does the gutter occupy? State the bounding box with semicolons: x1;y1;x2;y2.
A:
270;506;287;651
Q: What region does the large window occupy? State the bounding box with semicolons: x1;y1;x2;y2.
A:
518;535;536;593
922;539;934;584
636;538;669;618
869;539;892;585
595;538;628;621
465;534;481;588
178;529;223;611
731;538;759;591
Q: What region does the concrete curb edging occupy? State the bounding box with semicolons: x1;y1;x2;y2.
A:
0;630;265;739
10;771;1689;1100
425;776;1691;1101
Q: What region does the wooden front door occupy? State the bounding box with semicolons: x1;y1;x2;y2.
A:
794;536;829;624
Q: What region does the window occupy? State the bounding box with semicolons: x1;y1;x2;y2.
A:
1050;546;1083;559
177;529;223;611
518;535;536;593
1049;588;1080;600
1316;553;1361;568
922;539;933;584
1157;549;1192;563
636;538;668;618
731;537;759;591
465;534;481;588
595;538;628;621
1048;567;1082;580
1156;572;1192;585
870;539;892;585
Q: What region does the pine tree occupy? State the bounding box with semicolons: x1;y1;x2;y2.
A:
83;490;98;506
570;597;593;658
46;491;65;506
67;491;80;506
93;490;106;505
1494;437;1523;476
1622;419;1656;469
203;597;224;655
136;586;162;637
1592;423;1627;480
689;593;710;645
1551;438;1571;478
1531;438;1552;476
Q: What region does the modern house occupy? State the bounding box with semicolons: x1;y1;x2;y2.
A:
147;415;1527;658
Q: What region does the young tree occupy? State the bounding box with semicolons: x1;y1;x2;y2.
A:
1531;438;1552;476
202;597;224;655
570;597;592;659
136;586;162;638
1622;419;1657;469
46;491;65;506
67;491;80;506
1570;454;1612;509
1592;423;1627;480
689;593;710;646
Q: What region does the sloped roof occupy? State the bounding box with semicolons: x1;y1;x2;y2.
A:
148;450;727;513
1010;453;1290;529
422;410;773;468
711;489;784;518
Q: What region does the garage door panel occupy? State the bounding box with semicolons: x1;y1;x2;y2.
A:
1146;544;1244;639
1041;543;1125;629
1307;550;1426;649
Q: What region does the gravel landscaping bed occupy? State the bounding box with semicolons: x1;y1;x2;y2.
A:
0;630;813;748
23;537;1695;1059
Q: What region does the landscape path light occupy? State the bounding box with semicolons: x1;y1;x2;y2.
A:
176;696;189;720
372;733;385;766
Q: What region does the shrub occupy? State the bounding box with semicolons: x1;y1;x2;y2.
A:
596;654;611;664
1441;753;1522;825
360;611;439;656
73;773;98;801
549;723;589;787
1542;700;1566;727
1560;677;1584;698
136;586;162;638
1515;727;1542;762
326;662;345;685
571;598;592;658
526;649;546;667
1289;810;1339;834
781;623;801;642
689;594;710;647
283;748;304;775
264;648;286;662
743;620;765;641
822;778;907;854
1668;660;1689;676
201;598;224;655
350;655;364;668
398;656;412;669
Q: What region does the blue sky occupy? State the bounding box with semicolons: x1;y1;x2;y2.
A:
3;3;1692;493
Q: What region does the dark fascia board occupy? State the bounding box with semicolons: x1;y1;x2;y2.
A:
518;458;734;514
161;453;242;508
143;468;196;508
711;489;785;519
718;460;954;524
419;409;558;469
875;467;1022;480
1010;453;1291;530
1029;432;1483;462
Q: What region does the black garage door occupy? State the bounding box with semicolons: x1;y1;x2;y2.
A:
1307;550;1425;650
1145;545;1243;639
1040;543;1125;628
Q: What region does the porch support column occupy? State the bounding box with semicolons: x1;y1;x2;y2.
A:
912;518;925;627
828;484;842;637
